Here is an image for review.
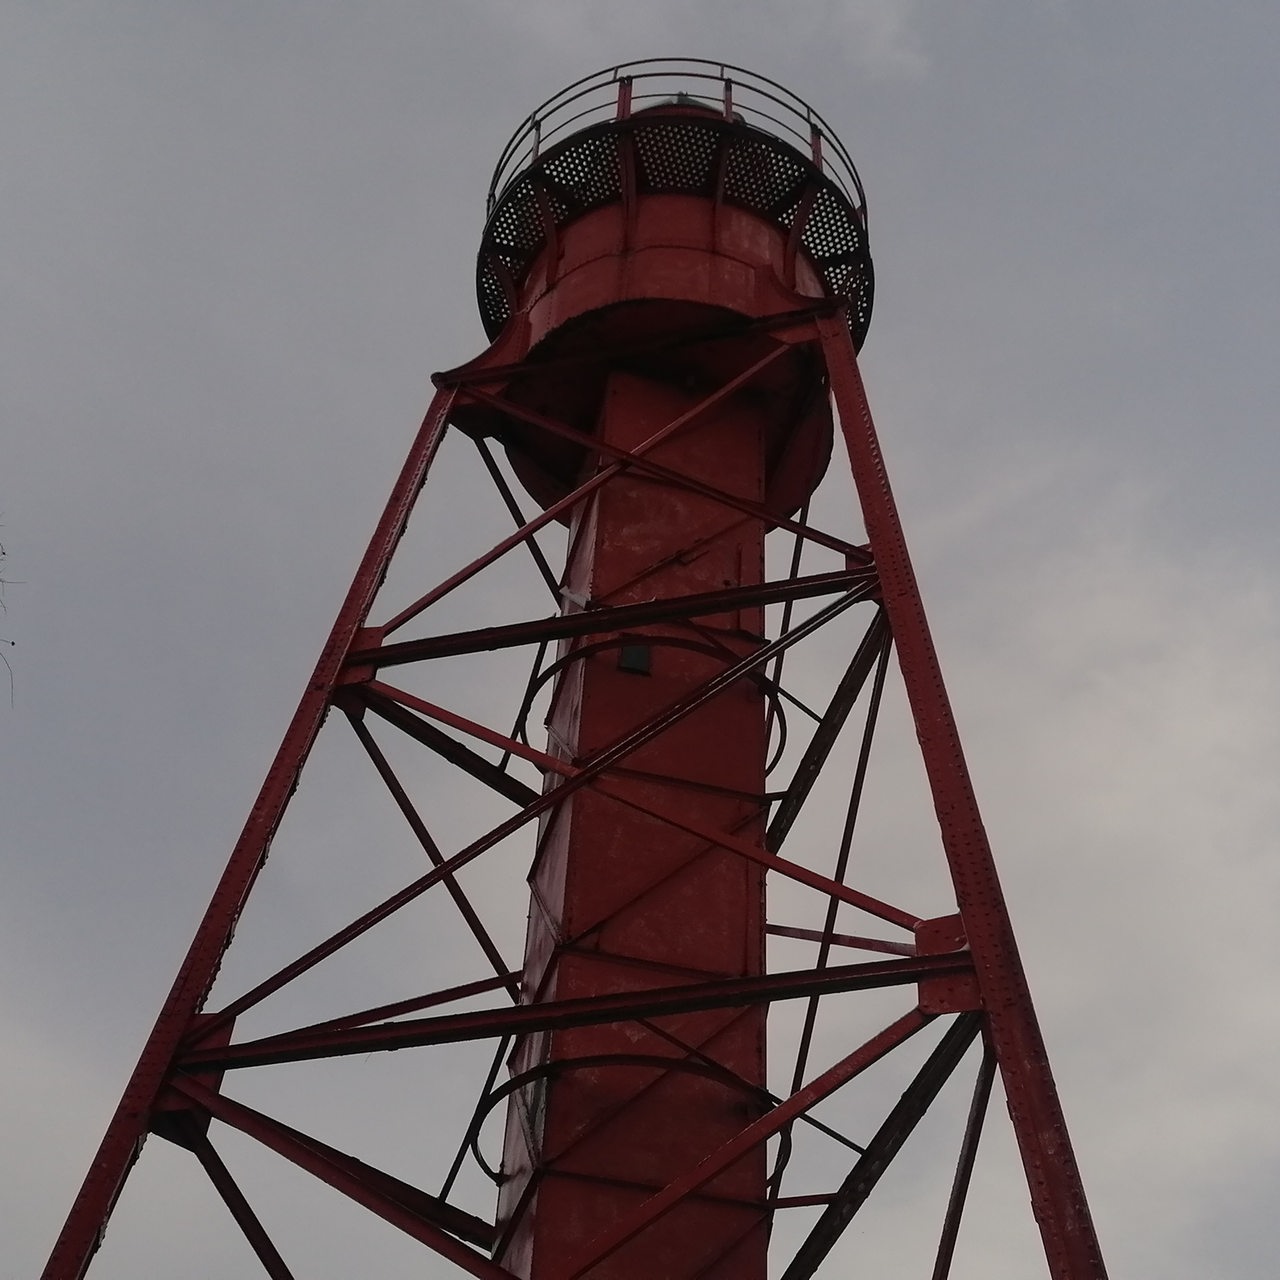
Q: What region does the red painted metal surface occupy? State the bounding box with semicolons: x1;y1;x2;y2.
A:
494;371;776;1277
819;316;1106;1275
44;59;1106;1280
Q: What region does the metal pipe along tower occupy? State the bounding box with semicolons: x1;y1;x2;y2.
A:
45;60;1109;1279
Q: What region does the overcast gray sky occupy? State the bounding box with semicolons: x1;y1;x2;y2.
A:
4;3;1279;1277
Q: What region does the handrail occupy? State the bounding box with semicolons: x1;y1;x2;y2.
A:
486;58;867;230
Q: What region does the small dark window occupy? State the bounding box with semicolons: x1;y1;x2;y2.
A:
617;643;652;675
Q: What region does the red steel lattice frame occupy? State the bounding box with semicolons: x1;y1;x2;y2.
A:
44;59;1107;1280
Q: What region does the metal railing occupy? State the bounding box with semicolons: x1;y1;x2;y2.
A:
486;58;868;228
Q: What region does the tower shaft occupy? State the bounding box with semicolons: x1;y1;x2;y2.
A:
498;372;771;1276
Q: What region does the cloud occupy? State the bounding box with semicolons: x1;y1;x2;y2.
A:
829;0;930;79
918;459;1280;1273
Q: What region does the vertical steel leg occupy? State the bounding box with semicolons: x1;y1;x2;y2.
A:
820;313;1106;1279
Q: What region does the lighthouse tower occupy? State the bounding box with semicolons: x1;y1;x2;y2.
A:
44;60;1107;1280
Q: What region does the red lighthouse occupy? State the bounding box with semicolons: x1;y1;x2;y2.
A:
45;60;1108;1279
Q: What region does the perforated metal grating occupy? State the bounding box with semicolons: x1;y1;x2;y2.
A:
633;123;720;192
476;113;873;347
540;133;622;212
723;135;807;220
